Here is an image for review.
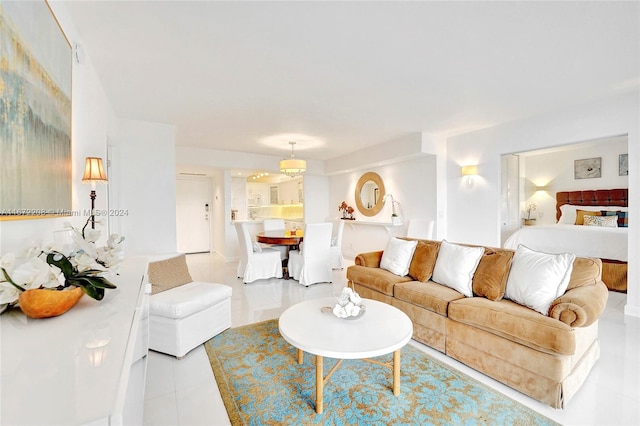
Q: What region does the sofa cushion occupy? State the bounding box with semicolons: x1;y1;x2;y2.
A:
566;257;602;290
346;265;412;296
472;248;514;301
380;237;418;276
148;254;193;295
432;240;484;297
448;297;575;356
408;240;441;282
504;245;575;315
394;280;465;316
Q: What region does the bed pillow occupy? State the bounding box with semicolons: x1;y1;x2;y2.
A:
558;204;628;224
432;240;484;298
575;210;601;225
380;237;418;276
602;210;629;227
504;245;575;315
583;215;618;227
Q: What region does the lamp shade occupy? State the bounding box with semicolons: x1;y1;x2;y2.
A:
461;165;478;176
279;141;306;177
82;157;108;184
279;158;307;177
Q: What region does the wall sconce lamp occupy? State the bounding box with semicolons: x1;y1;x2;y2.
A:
461;165;478;188
82;157;108;229
535;185;548;192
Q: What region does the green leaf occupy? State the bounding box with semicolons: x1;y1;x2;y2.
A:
80;284;105;301
46;252;75;277
85;276;117;289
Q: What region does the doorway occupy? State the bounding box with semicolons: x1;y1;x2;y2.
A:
176;177;211;254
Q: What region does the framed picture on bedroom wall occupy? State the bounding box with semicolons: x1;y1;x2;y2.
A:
574;157;601;180
619;154;629;176
0;1;72;221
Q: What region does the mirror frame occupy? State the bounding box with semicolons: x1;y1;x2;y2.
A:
355;172;386;217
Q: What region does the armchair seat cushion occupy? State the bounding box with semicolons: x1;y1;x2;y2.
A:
150;282;232;319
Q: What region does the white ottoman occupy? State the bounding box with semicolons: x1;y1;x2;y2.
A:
149;281;232;358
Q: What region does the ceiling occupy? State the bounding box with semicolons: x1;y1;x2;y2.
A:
61;1;639;162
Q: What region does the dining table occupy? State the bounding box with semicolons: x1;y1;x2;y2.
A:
256;230;304;279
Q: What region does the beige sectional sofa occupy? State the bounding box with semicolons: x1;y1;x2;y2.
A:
346;238;609;409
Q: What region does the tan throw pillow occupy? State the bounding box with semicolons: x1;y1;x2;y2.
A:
408;240;441;282
575;209;601;225
566;257;602;290
148;254;193;294
472;248;514;301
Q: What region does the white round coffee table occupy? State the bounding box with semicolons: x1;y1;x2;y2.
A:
278;297;413;414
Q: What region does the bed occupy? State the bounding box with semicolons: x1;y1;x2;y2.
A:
504;188;628;292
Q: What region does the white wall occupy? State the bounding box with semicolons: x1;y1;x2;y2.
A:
447;92;639;317
521;136;628;226
329;156;437;259
113;119;177;255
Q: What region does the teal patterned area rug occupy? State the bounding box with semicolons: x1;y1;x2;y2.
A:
204;319;557;426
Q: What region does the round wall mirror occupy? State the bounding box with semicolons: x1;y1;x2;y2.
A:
355;172;385;217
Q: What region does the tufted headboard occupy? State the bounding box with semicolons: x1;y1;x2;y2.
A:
556;188;628;221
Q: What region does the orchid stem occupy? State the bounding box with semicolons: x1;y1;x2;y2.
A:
1;268;25;292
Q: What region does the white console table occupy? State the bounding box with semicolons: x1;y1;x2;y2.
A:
0;257;149;425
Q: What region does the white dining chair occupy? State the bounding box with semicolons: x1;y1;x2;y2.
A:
288;222;333;286
235;222;283;283
406;218;435;240
260;219;288;260
330;219;345;269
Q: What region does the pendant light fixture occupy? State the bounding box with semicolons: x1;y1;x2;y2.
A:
279;141;306;177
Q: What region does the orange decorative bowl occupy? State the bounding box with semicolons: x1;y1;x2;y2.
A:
18;287;84;319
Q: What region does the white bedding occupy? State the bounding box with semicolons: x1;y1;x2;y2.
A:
503;224;628;262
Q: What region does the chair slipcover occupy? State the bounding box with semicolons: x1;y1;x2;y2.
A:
261;219;287;260
330;219;345;269
288;222;333;286
406;218;435;240
235;222;283;283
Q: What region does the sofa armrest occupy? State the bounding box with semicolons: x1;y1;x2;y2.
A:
548;281;609;327
354;251;384;268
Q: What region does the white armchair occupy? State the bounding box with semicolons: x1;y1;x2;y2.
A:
235;222;283;283
288;222;333;286
330;219;345;269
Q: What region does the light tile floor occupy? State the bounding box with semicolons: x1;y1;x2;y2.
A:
143;253;640;425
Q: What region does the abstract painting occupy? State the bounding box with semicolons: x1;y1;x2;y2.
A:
0;1;72;219
619;154;628;176
574;157;601;180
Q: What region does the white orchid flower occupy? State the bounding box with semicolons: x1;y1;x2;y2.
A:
11;258;52;289
84;228;101;243
0;282;23;305
0;253;16;270
75;252;101;272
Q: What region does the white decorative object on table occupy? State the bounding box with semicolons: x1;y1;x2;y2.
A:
333;287;365;319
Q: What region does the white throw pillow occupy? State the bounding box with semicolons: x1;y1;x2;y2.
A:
431;240;484;297
380;237;418;276
558;204;628;224
583;215;618;227
504;245;575;315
